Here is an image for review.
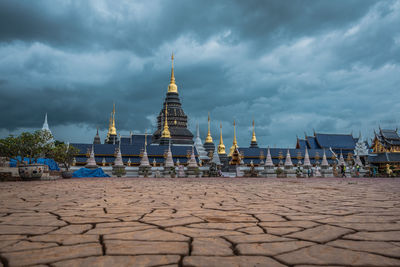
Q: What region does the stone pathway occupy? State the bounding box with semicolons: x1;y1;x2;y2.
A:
0;178;400;266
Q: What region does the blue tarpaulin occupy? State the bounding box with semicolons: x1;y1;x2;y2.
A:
72;168;110;178
9;157;60;171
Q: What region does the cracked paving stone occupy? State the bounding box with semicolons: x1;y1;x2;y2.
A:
85;225;155;235
328;222;400;231
259;221;319;228
286;224;354;243
182;256;286;267
29;234;99;245
328;239;400;258
237;240;315;256
2;243;102;266
50;224;93;234
167;226;245;238
343;231;400;241
187;222;256;230
52;255;181;267
142;216;204;227
225;234;293;244
96;221;148;228
0;225;56;235
254;214;287;222
104;228;190;241
191;237;233;256
265;227;303;235
105;240;188;255
61;216;119;224
238;226;265;234
0;240;58;252
275;244;400;266
0;216;67;227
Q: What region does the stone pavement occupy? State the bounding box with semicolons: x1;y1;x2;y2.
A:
0;178;400;267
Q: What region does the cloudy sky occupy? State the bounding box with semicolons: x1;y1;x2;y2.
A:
0;0;399;147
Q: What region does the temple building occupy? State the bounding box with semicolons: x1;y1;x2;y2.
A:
369;128;400;171
296;132;357;158
151;53;194;145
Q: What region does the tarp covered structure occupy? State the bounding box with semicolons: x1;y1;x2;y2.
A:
72;168;110;178
9;157;60;171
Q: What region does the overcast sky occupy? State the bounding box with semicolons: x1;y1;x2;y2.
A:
0;0;399;147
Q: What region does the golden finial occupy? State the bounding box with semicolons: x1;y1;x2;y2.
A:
161;103;171;138
251;119;257;142
205;112;213;143
107;102;117;136
167;52;178;93
229;120;239;156
218;123;226;154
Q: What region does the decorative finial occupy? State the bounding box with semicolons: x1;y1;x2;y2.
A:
218;123;226;154
229;120;239;157
161;103;171;138
144;130;147;152
251;119;257;143
167;52;178;93
205;112;213;143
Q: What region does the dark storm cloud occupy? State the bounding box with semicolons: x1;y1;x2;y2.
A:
0;0;399;146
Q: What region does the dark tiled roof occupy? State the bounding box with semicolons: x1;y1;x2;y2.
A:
315;133;356;149
306;136;319;149
380;129;400;140
238;148;333;159
296;139;308;149
369;153;400;163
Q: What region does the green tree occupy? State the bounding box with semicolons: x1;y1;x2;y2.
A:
0;130;54;165
51;143;79;171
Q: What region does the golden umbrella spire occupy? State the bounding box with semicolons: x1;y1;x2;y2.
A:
229;120;239;156
218;123;226;154
108;102;117;136
167;52;178;93
251;119;257;142
205;112;213;143
161;103;171;138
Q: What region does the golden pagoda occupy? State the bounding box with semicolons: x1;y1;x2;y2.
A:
167;53;178;93
228;120;239;157
250;119;259;148
161;103;171;139
218;123;226;154
205;112;213;143
105;103;117;144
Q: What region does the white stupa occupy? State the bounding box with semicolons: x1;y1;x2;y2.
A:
284;149;293;167
303;147;311;168
264;148;274;167
194;123;209;161
42;113;54;141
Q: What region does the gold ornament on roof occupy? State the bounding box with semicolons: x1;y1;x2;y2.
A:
107;102;117;136
229;120;239;157
161;103;171;138
251;119;257;142
205;112;213;143
167;53;178;93
218;123;226;154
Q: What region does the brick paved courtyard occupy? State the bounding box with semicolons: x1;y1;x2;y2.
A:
0;178;399;266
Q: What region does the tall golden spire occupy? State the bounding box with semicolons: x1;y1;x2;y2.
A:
108;103;117;136
218;123;226;154
161;103;171;138
229;120;239;156
251;119;257;142
205;112;213;143
167;53;178;93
